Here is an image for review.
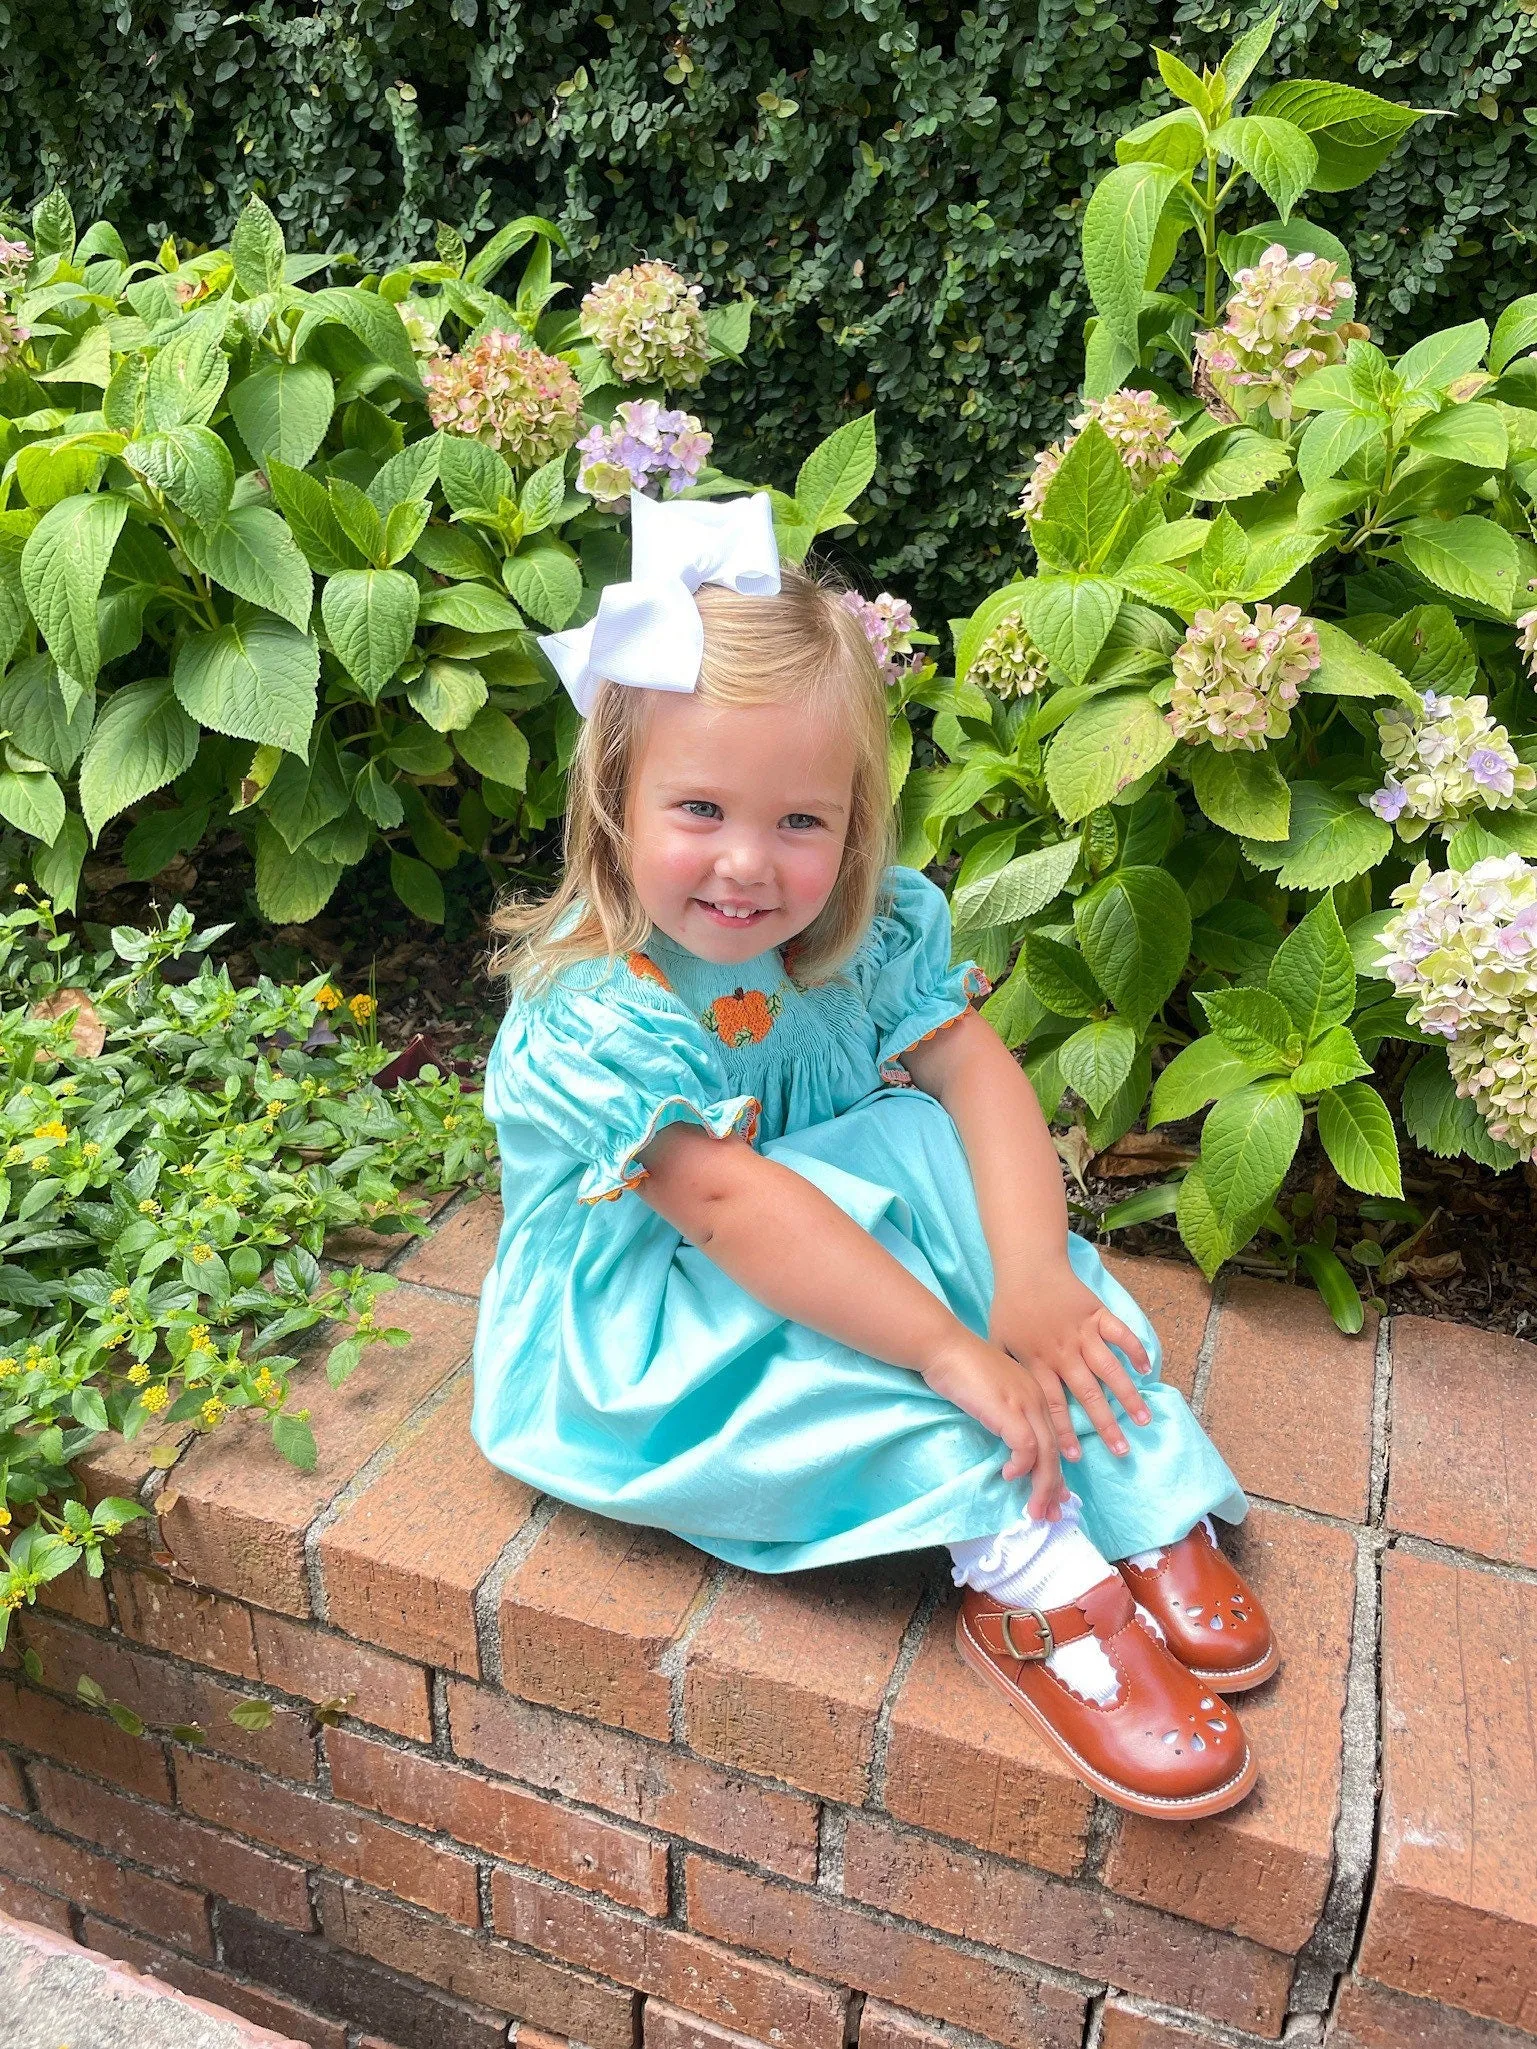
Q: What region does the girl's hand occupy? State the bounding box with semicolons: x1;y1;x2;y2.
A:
991;1262;1153;1464
921;1333;1067;1519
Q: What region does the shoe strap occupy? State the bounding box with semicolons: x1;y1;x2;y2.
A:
969;1575;1135;1663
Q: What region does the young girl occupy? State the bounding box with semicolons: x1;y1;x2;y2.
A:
471;492;1277;1821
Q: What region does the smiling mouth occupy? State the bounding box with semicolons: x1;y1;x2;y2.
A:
694;900;773;925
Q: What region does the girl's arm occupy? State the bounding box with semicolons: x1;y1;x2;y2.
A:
637;1123;1066;1517
903;1009;1152;1462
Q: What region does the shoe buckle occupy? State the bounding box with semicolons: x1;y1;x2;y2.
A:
999;1607;1054;1662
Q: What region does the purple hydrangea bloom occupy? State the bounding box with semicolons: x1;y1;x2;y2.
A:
1367;782;1410;822
576;401;713;509
1468;747;1517;797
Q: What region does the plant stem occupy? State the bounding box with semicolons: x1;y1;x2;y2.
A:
1203;152;1220;326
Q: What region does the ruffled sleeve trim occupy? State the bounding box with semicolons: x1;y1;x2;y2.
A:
876;963;991;1083
576;1092;762;1206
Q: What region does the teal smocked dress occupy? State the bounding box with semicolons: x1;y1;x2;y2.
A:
471;865;1246;1571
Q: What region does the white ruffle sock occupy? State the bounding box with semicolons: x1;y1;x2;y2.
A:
948;1494;1121;1707
1125;1514;1216;1572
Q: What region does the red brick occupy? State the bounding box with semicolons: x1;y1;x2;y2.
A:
113;1571;432;1742
176;1750;479;1925
1101;1253;1212;1401
1101;2005;1228;2049
17;1612;315;1780
1102;1505;1355;1953
0;1747;24;1809
32;1761;312;1928
683;1856;1084;2049
1387;1318;1537;1569
646;2000;765;2049
0;1807;212;1955
857;2003;959;2049
0;1869;75;1934
395;1193;502;1295
73;1412;192;1540
492;1863;849;2049
1358;1549;1537;2030
1329;1974;1537;2048
37;1561;112;1626
319;1877;639;2049
0;1673;172;1803
158;1282;475;1614
515;2030;569;2049
317;1376;535;1674
448;1678;819;1882
501;1508;712;1739
839;1813;1291;2038
79;1918;350;2049
326;1726;668;1914
1201;1277;1375;1520
683;1562;923;1802
880;1594;1092;1877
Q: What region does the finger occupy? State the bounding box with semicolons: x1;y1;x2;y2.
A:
1098;1313;1152;1384
1063;1357;1130;1456
1025;1412;1063;1519
1031;1369;1082;1461
1087;1330;1152;1424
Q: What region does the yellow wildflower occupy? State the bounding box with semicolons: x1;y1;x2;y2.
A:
33;1121;67;1141
178;1162;199;1176
0;1358;15;1380
315;985;342;1011
127;1363;150;1386
0;1586;22;1613
443;1114;459;1130
0;1506;10;1531
29;1156;47;1171
348;993;376;1023
81;1142;101;1159
56;1080;76;1097
3;1146;22;1165
266;1099;285;1115
138;1198;160;1216
139;1385;169;1414
11;883;26;895
200;1397;226;1428
189;1242;214;1265
188;1324;213;1352
252;1366;277;1398
109;1287;130;1307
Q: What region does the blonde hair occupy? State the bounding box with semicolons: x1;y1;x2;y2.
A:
492;560;896;994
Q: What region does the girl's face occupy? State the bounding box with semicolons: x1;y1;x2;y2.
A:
627;689;856;962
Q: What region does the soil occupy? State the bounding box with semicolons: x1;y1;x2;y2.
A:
77;839;1537;1341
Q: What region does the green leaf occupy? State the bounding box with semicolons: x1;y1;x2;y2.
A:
71;1384;110;1433
1115;110;1206;175
1021;934;1103;1017
174;612;320;757
124;425;235;527
1398;517;1520;619
1295;1243;1366;1334
1101;1180;1182;1230
1209;116;1318;222
1073;866;1191;1034
1081;162;1182;354
1190;899;1282;977
32;189;76;262
1189;746;1291;840
1221;10;1280;96
1395;320;1490;397
706;299;753;360
1154;47;1213;118
1017;575;1121;685
254;818;343;922
1175;1162;1240;1279
271;1410;318;1470
1291;1024;1372;1094
438;435;516;516
412;525;498;583
948;837;1080;930
0;652;94;773
1491;295;1537;378
1199;1080;1304;1234
455;707;530;789
369;438;443;518
391;850;446;923
1046;690;1175;823
1149;1034;1268;1126
34;812;86;913
321;570;418;702
1176;428;1293;503
145;318;230;431
1364;606;1475;697
1268;890;1356;1041
266;460;365;576
793;413;876;534
1306;622;1418;705
416;583;524;633
229;1696;276;1732
504;539;582;629
230;194;287;297
0;768;65;844
1242;782;1392;889
519;455;569;536
1035;421;1133;569
79;677;199;838
1409;403;1507;470
181;508;315;634
1196;986;1298;1070
261;730;350;852
407;659;488;733
1401;1052;1521;1170
1250;79;1428;192
1057;1017;1140;1117
21;493;128;691
295;286;423;391
227;362;335;472
1296;410;1383;493
1316;1081;1402;1197
327;478;386;565
464;214;566;288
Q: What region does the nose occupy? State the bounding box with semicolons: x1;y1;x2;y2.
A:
714;834;772;888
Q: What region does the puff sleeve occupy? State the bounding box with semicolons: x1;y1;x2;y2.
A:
861;865;990;1075
486;973;762;1205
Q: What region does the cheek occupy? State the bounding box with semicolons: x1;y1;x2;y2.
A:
631;820;708;896
783;834;847;908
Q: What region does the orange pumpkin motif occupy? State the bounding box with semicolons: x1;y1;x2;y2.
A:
701;986;783;1047
626;951;672;992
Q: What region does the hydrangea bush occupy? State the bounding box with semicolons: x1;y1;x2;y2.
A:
0;196;872;927
885;11;1537;1328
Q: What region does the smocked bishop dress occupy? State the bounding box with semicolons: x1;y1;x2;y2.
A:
471;865;1247;1571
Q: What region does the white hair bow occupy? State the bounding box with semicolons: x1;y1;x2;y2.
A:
537;491;781;716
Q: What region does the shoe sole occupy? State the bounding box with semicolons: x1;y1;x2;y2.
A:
1183;1639;1281;1694
955;1609;1258;1821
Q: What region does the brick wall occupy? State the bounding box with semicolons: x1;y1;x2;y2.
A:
2;1194;1534;2049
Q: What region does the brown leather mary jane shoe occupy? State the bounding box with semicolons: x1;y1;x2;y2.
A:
1117;1521;1279;1693
955;1576;1256;1821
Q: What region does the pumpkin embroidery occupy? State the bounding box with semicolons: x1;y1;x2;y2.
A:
701;986;783;1047
626;951;672;992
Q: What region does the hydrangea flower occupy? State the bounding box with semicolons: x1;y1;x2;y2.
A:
1363;692;1535;839
1194;246;1368;420
1516;580;1537;679
575;400;713;508
838;590;919;684
398;300;443;361
968;613;1053;700
422;328;583;468
581;261;712;387
1167;602;1321;751
0;236;31;370
1018;388;1176;518
1379;855;1537;1158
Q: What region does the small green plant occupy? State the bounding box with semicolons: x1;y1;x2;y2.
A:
0;898;492;1641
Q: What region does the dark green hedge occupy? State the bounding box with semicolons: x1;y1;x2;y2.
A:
3;0;1534;621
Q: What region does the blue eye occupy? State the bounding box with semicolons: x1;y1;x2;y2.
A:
681;801;723;819
784;814;824;831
